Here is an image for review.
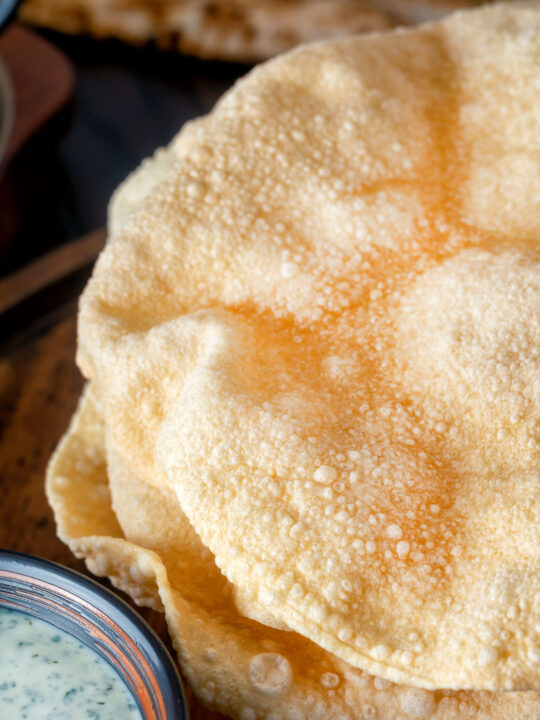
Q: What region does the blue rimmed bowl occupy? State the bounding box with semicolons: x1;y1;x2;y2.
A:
0;550;189;720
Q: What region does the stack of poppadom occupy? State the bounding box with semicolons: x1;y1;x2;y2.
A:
48;4;540;719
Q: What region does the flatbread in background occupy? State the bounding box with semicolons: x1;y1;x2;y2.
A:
46;383;540;720
19;0;392;63
18;0;496;63
378;0;491;23
75;2;540;692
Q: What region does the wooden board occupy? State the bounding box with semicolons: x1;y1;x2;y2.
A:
0;312;227;720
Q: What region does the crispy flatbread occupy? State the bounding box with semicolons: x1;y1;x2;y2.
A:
19;0;393;63
73;3;540;692
107;117;208;236
47;383;540;719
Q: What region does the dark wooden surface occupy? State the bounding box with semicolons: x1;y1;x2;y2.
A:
0;305;227;719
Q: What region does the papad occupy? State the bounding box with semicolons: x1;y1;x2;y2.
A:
74;3;540;691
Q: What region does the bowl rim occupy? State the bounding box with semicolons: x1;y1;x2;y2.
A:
0;549;190;720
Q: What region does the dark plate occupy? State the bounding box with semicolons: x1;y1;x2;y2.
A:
0;549;189;720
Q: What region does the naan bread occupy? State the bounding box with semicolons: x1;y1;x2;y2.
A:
19;0;392;62
73;3;540;692
46;383;540;719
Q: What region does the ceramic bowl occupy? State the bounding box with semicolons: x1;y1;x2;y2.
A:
0;550;189;719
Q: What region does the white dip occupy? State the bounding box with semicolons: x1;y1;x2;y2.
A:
0;606;143;719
